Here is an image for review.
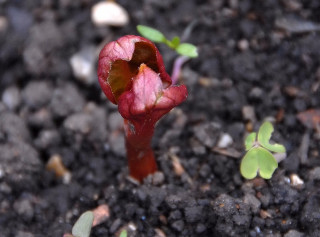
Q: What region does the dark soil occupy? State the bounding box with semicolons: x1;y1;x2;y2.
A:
1;0;320;236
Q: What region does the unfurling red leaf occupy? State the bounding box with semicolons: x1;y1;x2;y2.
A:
258;122;286;153
72;211;94;237
98;35;171;104
240;147;278;179
118;64;187;126
176;43;198;58
137;25;166;43
245;132;256;151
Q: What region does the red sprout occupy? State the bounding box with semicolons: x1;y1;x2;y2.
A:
98;35;187;182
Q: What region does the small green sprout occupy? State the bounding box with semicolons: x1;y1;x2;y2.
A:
64;211;94;237
240;121;286;179
119;230;128;237
137;25;198;58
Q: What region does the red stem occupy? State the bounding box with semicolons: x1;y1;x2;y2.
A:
123;119;157;182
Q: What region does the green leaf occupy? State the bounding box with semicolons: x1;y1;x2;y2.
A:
170;36;180;49
240;147;278;179
245;132;256;151
72;211;94;237
257;148;278;179
175;43;198;58
120;230;128;237
240;148;259;179
258;122;286;153
137;25;166;43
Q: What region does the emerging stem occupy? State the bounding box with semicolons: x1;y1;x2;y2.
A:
124;119;157;182
171;55;189;85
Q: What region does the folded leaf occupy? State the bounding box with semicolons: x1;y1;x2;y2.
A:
258;122;286;153
245;132;256;151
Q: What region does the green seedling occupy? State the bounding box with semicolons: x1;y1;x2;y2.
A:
64;211;94;237
137;25;198;58
120;230;128;237
240;121;286;179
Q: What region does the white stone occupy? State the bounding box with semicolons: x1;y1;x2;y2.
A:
2;86;21;110
217;133;233;148
91;1;129;27
70;46;96;85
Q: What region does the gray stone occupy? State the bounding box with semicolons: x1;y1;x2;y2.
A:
243;193;261;214
22;81;52;109
70;46;96;85
284;230;304;237
0;112;30;142
50;83;85;118
0;141;41;190
193;122;221;147
13;197;34;221
2;86;21;110
171;220;184;232
308;167;320;181
35;129;60;150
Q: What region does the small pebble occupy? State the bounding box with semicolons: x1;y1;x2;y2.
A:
242;105;257;122
152;172;165;186
243;193;261;214
2;86;21;110
92;204;110;227
110;218;122;234
283;229;304;237
217;133;233;148
13;198;34;221
171;220;184;232
91;1;129;27
289;174;304;189
238;39;249;51
70;46;96;85
308;167;320;181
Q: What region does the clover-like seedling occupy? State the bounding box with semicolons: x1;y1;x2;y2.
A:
240;121;286;179
137;25;198;58
64;211;94;237
98;35;187;182
120;230;128;237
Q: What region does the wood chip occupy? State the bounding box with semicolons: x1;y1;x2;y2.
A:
211;147;241;158
260;209;272;219
46;154;71;184
170;154;185;176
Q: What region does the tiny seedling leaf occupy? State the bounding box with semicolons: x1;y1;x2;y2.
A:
120;230;128;237
240;147;278;179
170;36;180;49
137;25;166;43
245;132;256;151
175;43;198;58
72;211;94;237
240;148;259;179
257;148;279;179
258;122;286;153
